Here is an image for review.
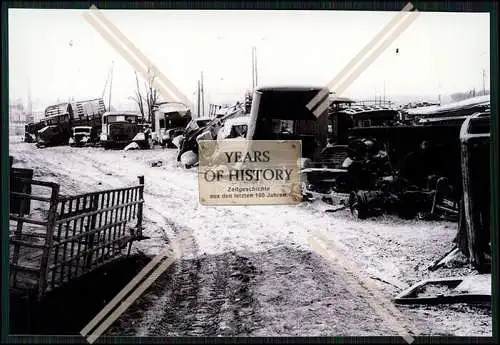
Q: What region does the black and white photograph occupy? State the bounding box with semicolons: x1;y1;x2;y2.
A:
7;5;493;340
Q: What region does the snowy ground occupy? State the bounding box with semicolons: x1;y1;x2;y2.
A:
9;136;492;337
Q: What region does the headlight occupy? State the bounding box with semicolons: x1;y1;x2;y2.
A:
100;134;107;141
69;138;74;144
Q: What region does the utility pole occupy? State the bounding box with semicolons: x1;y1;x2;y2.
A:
26;77;33;123
254;47;258;89
482;69;486;95
197;80;201;117
252;46;256;91
108;61;114;111
252;46;259;91
383;80;386;104
200;71;205;117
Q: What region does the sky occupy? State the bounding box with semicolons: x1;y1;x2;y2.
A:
8;9;490;113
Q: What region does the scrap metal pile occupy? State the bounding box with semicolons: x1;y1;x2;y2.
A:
302;96;491;225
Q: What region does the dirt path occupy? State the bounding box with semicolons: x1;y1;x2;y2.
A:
9;141;492;337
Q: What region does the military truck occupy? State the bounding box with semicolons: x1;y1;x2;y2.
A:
152;101;192;148
99;112;143;149
35;98;106;147
246;85;330;162
36;113;73;148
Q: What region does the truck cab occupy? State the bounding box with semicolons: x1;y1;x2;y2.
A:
100;112;141;148
36;113;72;147
153;102;192;147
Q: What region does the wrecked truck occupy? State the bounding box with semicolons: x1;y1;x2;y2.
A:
339;117;477;220
176;103;246;168
152;101;192;148
25;122;44;143
100;112;151;149
36;113;73;148
69;126;99;147
246;86;330;162
35;98;106;148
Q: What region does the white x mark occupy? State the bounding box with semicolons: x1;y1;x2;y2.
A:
83;6;193;109
307;3;421;117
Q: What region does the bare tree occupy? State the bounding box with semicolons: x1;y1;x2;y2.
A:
134;71;145;117
129;68;159;127
145;75;159;126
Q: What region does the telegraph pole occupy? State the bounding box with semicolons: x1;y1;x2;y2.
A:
254;47;258;89
26;77;33;123
252;46;256;91
383;80;386;104
197;80;201;117
200;71;205;117
482;69;486;95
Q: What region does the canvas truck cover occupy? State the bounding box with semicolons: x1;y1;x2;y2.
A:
71;98;106;119
44;103;70;117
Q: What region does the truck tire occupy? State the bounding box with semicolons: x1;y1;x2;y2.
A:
349;191;369;220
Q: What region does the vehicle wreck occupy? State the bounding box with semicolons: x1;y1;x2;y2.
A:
100;112;152;149
152;101;192;148
176;102;246;168
36;98;106;148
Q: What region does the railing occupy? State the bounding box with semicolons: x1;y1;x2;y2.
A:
9;169;145;300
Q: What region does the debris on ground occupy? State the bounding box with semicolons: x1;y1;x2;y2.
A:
124;142;140;151
394;275;491;305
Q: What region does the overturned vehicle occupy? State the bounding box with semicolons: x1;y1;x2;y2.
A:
36;113;72;148
25;122;45;143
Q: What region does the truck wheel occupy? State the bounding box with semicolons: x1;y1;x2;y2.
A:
349;191;369;220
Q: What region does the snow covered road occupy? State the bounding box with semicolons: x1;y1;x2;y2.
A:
9;139;492;337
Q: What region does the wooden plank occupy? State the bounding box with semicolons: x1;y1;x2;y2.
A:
57;184;143;202
10;192;52;202
10;181;30;288
37;183;60;299
136;176;145;237
10;264;41;273
13;177;60;188
85;194;100;269
9;216;48;226
49;221;127;254
9;239;48;249
51;199;67;289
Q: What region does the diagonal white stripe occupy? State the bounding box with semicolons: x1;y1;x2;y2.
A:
82;12;180;105
307;2;417;115
309;233;420;343
85;6;193;109
80;247;173;337
85;254;179;343
311;10;420;117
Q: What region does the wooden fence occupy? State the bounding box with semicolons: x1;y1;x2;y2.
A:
9;168;145;300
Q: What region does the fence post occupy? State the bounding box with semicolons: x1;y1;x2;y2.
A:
38;183;60;300
10;180;30;288
136;175;145;239
84;194;100;269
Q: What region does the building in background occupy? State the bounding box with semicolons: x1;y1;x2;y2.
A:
9;99;25;136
